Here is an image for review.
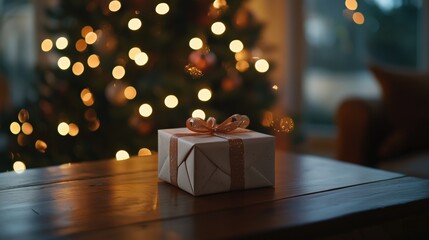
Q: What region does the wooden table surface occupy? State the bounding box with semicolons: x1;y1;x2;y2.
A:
1;151;429;239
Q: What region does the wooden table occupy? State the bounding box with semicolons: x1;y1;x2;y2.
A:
1;151;429;239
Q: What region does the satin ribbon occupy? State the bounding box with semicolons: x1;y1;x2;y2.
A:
169;114;250;191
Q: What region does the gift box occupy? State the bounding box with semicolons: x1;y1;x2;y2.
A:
158;115;275;196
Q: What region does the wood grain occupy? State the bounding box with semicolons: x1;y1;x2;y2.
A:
0;152;426;239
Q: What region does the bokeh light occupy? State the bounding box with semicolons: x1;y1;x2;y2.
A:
236;60;249;72
109;0;121;12
58;56;71;70
18;109;29;123
211;22;226;35
76;39;87;52
155;3;169;15
139;103;153;117
81;26;93;38
13;161;26;174
255;59;269;73
10;122;21;135
72;62;85;76
138;148;152;156
198;88;212;101
85;32;97;44
112;65;126;79
21;122;33;135
116;150;130;161
189;37;203;50
87;54;100;68
345;0;358;11
135;52;149;66
57;122;70;136
192;109;206;119
41;39;53;52
128;47;141;60
56;37;68;50
68;123;79;136
353;12;365;24
35;140;48;153
128;18;142;31
229;40;244;53
164;95;179;108
124;86;137;100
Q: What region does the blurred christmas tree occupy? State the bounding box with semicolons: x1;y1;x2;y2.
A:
2;0;277;171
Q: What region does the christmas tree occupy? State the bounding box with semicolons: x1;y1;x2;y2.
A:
1;0;278;172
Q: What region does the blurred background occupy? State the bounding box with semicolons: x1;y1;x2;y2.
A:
0;0;427;173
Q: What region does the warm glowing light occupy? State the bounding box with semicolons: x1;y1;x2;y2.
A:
139;103;153;117
155;3;170;15
81;26;94;38
272;85;279;90
236;60;249;72
72;62;85;76
58;56;71;70
128;18;142;31
229;40;244;53
211;22;226;35
35;140;48;153
353;12;365;24
235;50;249;61
68;123;79;136
21;122;33;135
56;37;68;50
85;32;98;44
198;88;212;101
13;161;26;174
164;95;179;108
345;0;358;11
41;39;53;52
18;109;29;122
213;0;227;9
189;37;203;50
138;148;152;156
135;52;149;66
88;119;100;131
112;65;126;80
57;122;70;136
87;54;100;68
10;122;21;135
109;0;121;12
81;88;94;106
124;86;137;100
192;109;205;119
76;39;87;52
255;59;269;73
116;150;130;161
128;47;141;60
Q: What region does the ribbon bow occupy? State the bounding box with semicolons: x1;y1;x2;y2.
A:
186;114;250;134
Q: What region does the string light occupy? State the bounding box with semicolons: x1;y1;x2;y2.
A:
138;148;152;156
68;123;79;136
211;22;226;35
139;103;153;117
13;161;26;174
189;37;203;50
198;88;212;101
58;56;71;70
128;18;142;31
192;109;205;119
272;85;279;90
87;54;100;68
229;40;244;53
112;65;126;79
72;62;85;76
109;0;121;12
85;32;97;44
41;39;53;52
57;122;70;136
116;150;130;161
21;122;33;135
135;52;149;66
56;37;68;50
164;95;179;108
124;86;137;100
213;0;228;9
128;47;141;60
255;59;269;73
155;3;169;15
10;122;21;135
